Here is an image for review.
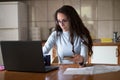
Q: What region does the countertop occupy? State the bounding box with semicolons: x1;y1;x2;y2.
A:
93;39;120;46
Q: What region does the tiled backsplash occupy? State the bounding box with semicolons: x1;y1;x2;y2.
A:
26;0;120;40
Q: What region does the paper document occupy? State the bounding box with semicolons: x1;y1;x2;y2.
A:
63;65;120;75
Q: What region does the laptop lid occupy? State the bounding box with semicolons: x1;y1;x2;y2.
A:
0;41;58;72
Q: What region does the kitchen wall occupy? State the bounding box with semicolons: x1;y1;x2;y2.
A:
26;0;120;40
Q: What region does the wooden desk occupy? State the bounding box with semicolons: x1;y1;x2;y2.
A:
0;64;120;80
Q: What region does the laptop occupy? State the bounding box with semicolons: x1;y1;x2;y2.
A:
0;41;59;72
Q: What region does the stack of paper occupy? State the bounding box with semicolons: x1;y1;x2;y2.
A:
63;65;120;75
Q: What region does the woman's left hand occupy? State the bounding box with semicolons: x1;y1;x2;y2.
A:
72;54;84;64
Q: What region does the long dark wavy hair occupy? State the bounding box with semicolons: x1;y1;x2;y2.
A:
54;5;93;56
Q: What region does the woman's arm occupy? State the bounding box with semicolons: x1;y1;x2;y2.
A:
72;40;88;66
42;31;57;54
80;42;88;65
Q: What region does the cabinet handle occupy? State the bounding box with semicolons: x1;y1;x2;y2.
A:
116;48;118;57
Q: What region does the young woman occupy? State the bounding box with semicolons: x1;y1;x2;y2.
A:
43;5;93;66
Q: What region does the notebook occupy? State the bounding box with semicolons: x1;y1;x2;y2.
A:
0;41;58;73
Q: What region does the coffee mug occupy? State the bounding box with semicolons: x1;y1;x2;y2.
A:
44;55;51;66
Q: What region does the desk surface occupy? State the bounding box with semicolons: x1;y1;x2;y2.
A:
0;64;120;80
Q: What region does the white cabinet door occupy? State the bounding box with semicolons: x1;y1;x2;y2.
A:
0;47;3;65
0;3;18;28
0;2;28;65
0;29;19;40
91;46;118;64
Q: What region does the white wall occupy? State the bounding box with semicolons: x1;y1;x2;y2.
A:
27;0;120;40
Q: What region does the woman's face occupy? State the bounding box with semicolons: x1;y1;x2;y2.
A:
57;13;70;32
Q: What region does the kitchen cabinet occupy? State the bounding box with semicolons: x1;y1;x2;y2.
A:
118;45;120;64
89;39;120;64
0;1;28;65
91;46;118;64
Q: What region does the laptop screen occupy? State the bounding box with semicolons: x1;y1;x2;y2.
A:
1;41;47;72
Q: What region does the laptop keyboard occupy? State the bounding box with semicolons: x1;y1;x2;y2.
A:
45;66;58;71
